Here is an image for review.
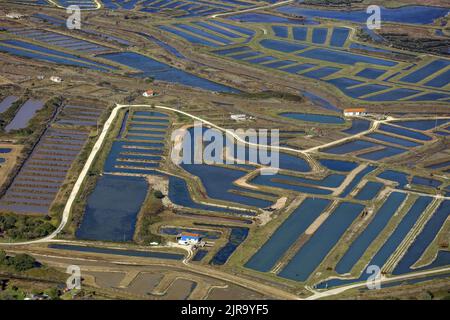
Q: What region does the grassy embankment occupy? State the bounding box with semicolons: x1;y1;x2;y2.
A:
59;105;122;238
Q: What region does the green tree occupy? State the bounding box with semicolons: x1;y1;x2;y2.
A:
11;254;36;271
45;287;60;300
153;190;164;199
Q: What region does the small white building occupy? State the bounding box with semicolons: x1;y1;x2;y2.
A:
343;108;367;117
50;76;63;83
177;232;201;246
230;114;247;121
6;13;25;19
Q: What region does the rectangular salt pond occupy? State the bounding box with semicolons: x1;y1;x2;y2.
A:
272;26;288;38
115;161;159;169
127;129;166;135
168;176;247;215
76;175;149;242
400;59;450;83
117;154;161;162
247;56;277;64
335;192;407;274
251;174;333;195
412;176;441;188
213;46;251;55
301;67;341;79
5;99;44;132
125;135;165;141
366;132;422;147
343;119;371;135
0;44;110;72
210;227;249;265
328;80;391;98
278;202;364;282
208;20;255;37
193;22;242;39
104;141;164;172
293;27;307;41
245;198;330;272
378;124;432;141
181;163;273;208
312;28;328;44
354;181;384;200
340;165;377;197
174;23;232;44
0;96;18;113
192;249;208;261
173;24;232;45
159;25;220;47
130;123;168;129
282;63;316;74
263;60;296;68
3;40;114;71
356;68;386;79
48;244;184;260
131;117;169;123
230;51;263;60
425;69;450;88
98;51;238;93
393;200;450;275
324;140;378;154
298;48;397;67
259;39;308;52
392;119;450;131
364;88;421;101
318;159;358;172
358;146;406;160
133;111;168;117
407;92;450;102
329;27;349;47
274;173;346;188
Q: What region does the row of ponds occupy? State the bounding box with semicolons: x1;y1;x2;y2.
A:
71;108;449;278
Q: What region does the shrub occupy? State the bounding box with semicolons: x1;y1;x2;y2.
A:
153;190;164;199
0;252;36;272
9;254;36;271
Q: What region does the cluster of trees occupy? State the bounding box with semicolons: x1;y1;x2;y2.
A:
0;214;55;241
0;250;37;272
237;90;305;102
381;33;450;56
